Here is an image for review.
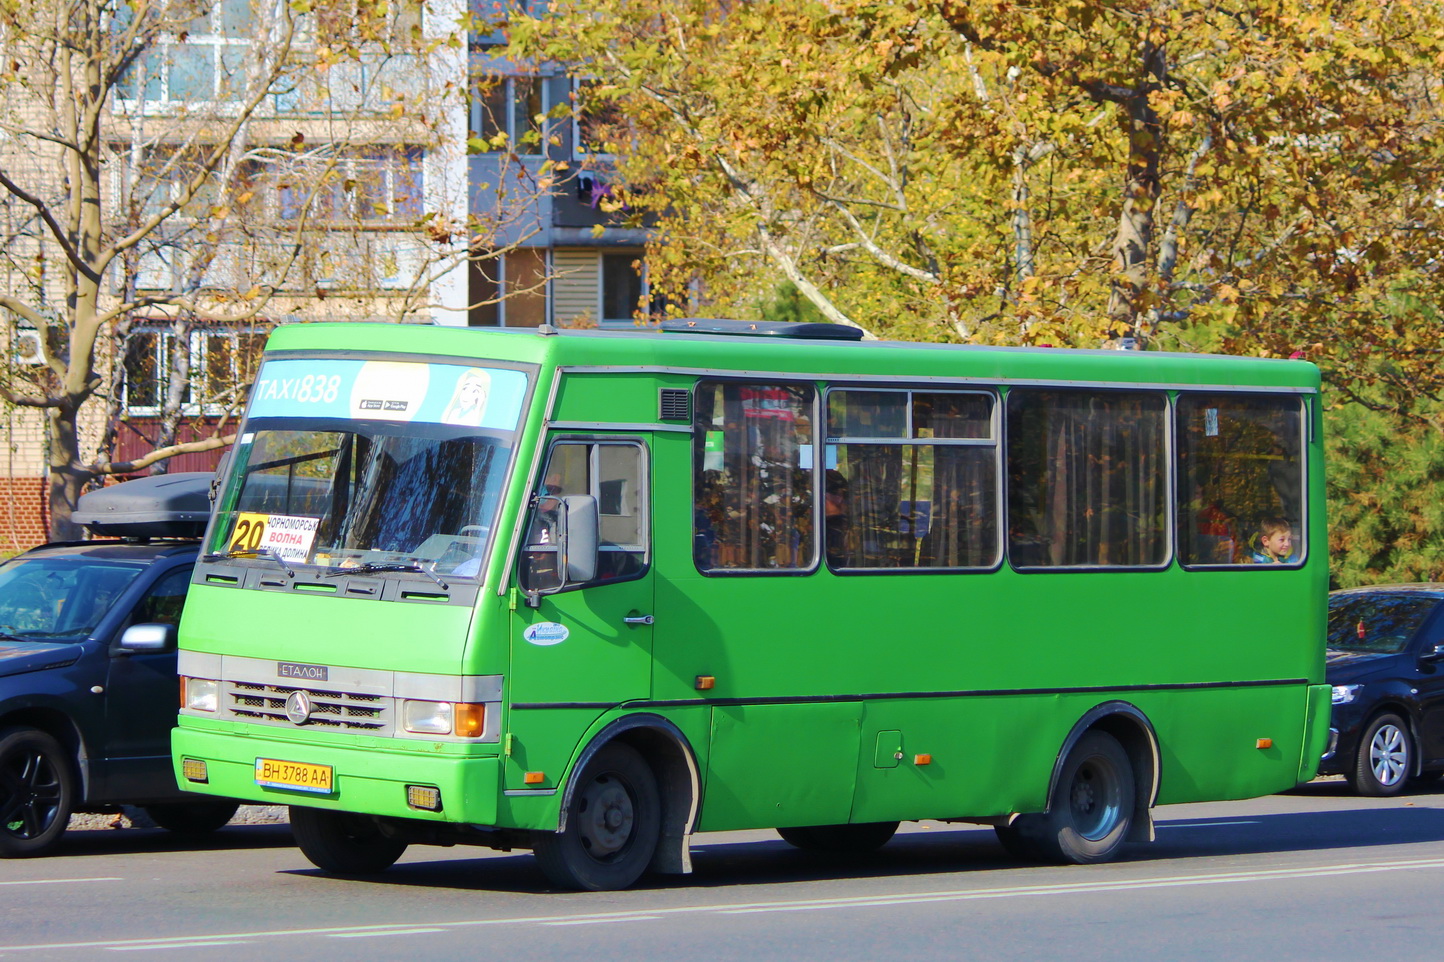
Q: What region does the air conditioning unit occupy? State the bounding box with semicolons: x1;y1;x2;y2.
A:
13;329;43;366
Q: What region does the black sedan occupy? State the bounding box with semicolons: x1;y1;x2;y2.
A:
1319;584;1444;795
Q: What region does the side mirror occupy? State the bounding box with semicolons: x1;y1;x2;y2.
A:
559;495;599;585
1421;643;1444;665
210;452;231;503
118;622;177;653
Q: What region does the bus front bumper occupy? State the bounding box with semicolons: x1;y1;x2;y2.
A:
172;725;500;826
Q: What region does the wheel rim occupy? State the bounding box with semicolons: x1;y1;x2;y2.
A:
574;770;636;863
1369;722;1409;787
0;747;63;840
1067;756;1124;841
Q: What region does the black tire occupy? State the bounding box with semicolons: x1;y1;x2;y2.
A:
777;821;898;855
534;742;660;891
995;730;1134;865
143;800;241;836
0;726;75;858
289;807;407;874
1350;712;1413;797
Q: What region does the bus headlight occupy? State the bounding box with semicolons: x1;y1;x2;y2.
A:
183;677;219;713
1331;684;1363;705
402;700;485;737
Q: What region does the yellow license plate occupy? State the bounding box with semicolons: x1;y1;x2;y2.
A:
255;758;334;794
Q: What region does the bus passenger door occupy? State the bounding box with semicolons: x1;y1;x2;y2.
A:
508;438;654;781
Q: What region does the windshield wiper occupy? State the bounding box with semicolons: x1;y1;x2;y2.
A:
321;562;448;590
201;547;297;579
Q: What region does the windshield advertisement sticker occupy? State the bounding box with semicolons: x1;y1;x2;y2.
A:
523;623;569;646
247;359;526;430
230;512;320;562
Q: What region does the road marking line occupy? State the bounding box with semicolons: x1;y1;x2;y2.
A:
327;929;447;938
107;942;252;951
0;877;122;887
541;916;662;926
7;856;1444;952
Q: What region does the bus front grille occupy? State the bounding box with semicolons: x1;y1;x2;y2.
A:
225;681;390;732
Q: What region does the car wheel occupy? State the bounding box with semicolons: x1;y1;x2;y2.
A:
1350;712;1413;796
289;807;407;874
777;821;899;855
994;730;1134;865
533;742;660;891
0;727;75;858
143;801;241;835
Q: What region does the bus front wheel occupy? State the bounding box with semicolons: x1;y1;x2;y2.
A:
995;730;1134;865
534;742;660;891
290;807;407;874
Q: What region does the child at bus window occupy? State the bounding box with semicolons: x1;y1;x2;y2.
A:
1249;516;1297;564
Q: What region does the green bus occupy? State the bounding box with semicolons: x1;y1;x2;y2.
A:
172;319;1330;890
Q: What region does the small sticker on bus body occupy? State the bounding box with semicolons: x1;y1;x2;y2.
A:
523;622;569;646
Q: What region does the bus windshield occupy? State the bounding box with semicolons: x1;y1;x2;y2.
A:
219;423;513;577
214;358;530;579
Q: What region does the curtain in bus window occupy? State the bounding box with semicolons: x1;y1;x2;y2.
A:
694;381;815;570
1007;390;1166;567
825;390;997;570
1175;394;1304;566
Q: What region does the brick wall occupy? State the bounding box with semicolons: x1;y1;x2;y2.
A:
0;476;49;553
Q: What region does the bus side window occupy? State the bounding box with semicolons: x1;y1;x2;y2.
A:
1006;389;1168;569
693;381;815;572
1175;394;1305;567
522;440;647;592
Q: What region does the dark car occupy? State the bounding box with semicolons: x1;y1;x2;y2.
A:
1319;584;1444;796
0;474;238;857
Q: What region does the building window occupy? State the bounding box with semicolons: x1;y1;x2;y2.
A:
114;0;253;106
600;253;644;324
313;0;422;46
572;79;626;159
123;326;265;416
277;149;423;224
469;249;549;327
471;76;545;155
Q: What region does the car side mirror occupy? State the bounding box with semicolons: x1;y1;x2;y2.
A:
118;622;177;653
1420;642;1444;665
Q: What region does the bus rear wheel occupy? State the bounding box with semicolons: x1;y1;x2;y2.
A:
534;743;660;891
289;807;407;874
777;821;899;855
995;730;1134;865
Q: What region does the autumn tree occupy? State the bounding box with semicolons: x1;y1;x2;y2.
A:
513;1;1444;414
0;0;482;538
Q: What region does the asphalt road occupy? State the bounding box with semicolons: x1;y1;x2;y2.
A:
3;778;1443;961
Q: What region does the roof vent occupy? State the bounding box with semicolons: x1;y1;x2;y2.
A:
660;318;864;341
658;388;691;422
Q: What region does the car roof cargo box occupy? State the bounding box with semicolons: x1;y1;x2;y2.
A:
73;473;213;540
